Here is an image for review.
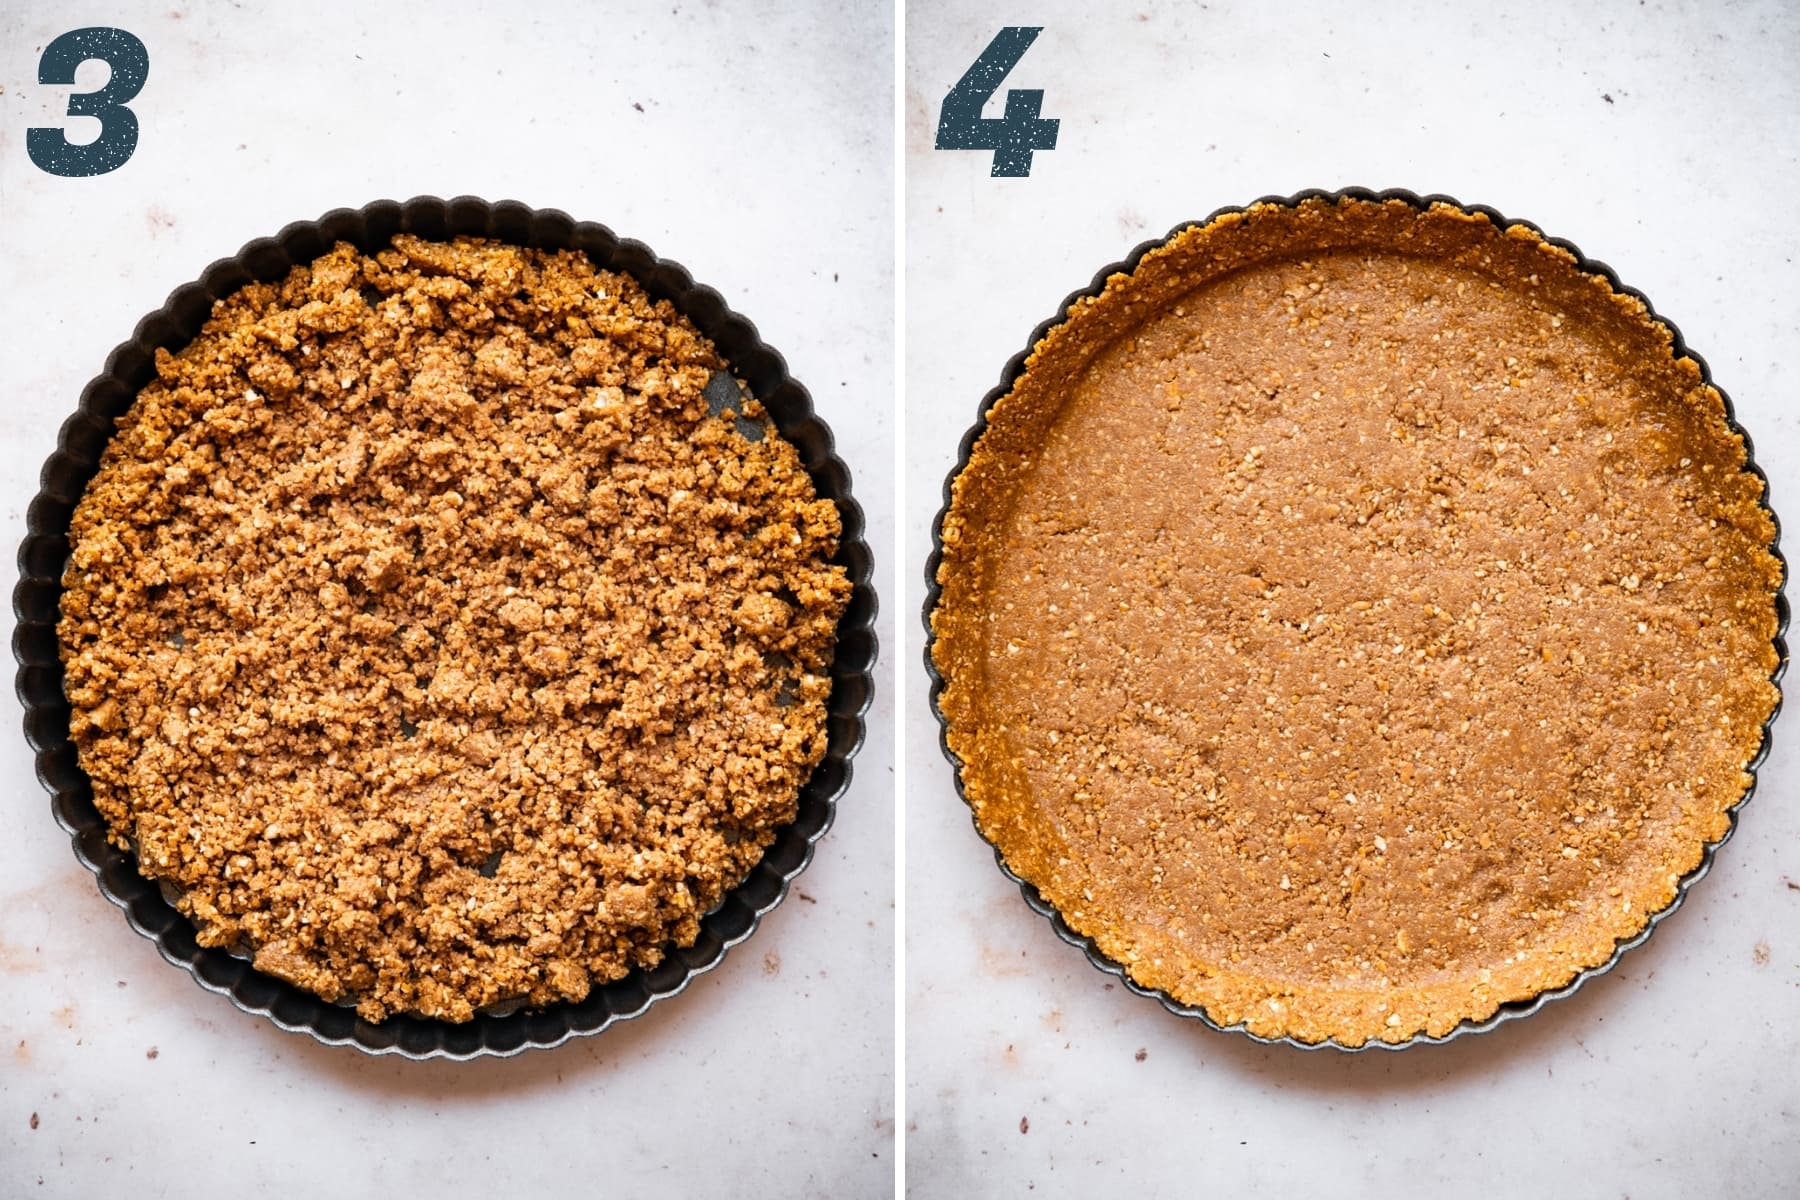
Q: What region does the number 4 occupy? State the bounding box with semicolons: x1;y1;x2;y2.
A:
935;27;1059;178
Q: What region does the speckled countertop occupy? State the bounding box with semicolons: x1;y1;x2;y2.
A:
7;0;1797;1194
905;2;1798;1196
0;2;894;1196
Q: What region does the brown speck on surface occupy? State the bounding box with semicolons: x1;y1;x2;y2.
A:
633;102;644;112
1752;940;1770;966
1019;1116;1030;1134
795;889;816;904
0;937;44;975
29;1112;38;1130
145;1046;159;1059
1602;92;1615;103
1134;1047;1147;1062
1784;878;1799;893
762;951;781;977
980;944;1031;978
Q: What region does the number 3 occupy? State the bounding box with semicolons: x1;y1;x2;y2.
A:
28;27;150;178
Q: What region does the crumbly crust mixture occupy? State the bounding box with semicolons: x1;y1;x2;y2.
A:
62;236;850;1022
932;198;1782;1046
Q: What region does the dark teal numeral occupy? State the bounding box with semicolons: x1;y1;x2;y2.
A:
935;27;1059;178
28;27;150;178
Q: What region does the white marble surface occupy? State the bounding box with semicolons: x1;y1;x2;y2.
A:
905;2;1799;1196
0;2;893;1196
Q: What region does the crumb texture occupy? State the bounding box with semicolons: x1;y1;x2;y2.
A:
932;198;1782;1046
62;236;850;1022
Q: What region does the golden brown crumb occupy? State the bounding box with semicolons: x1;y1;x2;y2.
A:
932;198;1782;1046
61;235;851;1023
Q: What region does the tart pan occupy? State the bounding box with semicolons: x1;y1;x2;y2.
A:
15;195;877;1059
923;185;1787;1051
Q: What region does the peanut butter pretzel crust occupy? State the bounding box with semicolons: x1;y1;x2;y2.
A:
62;236;850;1022
932;198;1780;1046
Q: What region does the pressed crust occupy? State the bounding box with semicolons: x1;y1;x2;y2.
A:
931;197;1781;1046
60;236;850;1022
